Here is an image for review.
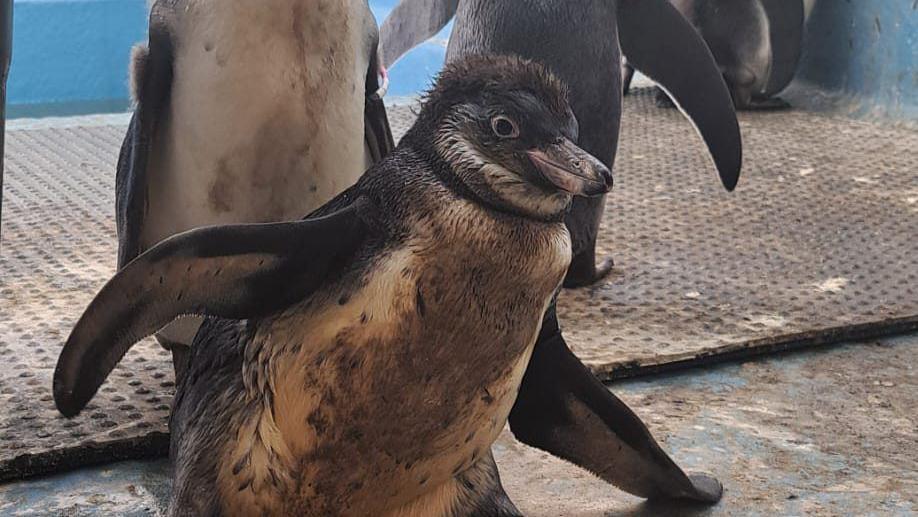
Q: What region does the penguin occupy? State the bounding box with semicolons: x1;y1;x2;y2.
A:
629;0;806;110
101;2;724;508
379;0;732;504
380;0;741;288
118;0;394;378
56;55;614;515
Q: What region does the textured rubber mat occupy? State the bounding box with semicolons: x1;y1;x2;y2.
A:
1;91;916;481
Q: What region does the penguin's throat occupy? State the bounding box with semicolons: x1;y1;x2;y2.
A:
433;127;571;221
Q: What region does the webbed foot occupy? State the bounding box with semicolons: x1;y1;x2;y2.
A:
563;256;614;288
744;96;792;111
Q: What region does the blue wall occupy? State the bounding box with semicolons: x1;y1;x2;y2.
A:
794;0;917;122
6;0;446;117
9;0;912;121
8;0;147;117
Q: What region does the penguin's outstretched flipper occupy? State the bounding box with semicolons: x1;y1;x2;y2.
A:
618;0;742;192
54;197;376;418
509;305;723;504
116;12;174;268
378;0;458;68
760;0;805;98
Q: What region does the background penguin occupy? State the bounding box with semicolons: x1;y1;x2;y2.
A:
378;0;734;504
55;55;614;515
380;0;741;287
118;0;393;378
628;0;807;110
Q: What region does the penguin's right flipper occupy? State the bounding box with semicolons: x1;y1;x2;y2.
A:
509;305;723;503
54;196;376;418
116;11;175;268
760;0;805;97
378;0;458;68
618;0;742;192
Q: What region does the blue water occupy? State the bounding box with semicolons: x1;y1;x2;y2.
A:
7;0;447;118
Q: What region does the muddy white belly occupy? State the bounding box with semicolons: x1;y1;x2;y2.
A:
144;0;373;247
217;218;571;514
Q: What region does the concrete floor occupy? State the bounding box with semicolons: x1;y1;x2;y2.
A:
2;335;914;516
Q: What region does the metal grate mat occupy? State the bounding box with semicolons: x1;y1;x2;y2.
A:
1;90;916;480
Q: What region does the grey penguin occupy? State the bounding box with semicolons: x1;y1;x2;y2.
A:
380;0;741;288
630;0;806;110
378;0;733;504
55;55;614;515
118;0;394;378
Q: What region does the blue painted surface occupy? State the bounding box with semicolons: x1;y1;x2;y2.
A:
6;0;447;118
5;0;916;120
8;0;147;117
795;0;918;122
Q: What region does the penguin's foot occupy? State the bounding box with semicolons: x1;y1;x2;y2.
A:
654;89;676;109
563;256;615;288
745;96;792;111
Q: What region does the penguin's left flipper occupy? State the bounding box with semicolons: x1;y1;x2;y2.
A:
53;196;376;418
760;0;805;98
618;0;742;192
509;305;723;503
378;0;459;68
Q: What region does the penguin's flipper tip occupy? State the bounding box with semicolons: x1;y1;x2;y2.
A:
52;380;82;419
760;0;806;97
685;472;724;504
53;199;374;417
617;0;743;193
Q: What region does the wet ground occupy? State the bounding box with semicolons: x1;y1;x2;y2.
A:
3;334;914;516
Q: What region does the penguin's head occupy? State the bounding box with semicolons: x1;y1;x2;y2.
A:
416;55;613;221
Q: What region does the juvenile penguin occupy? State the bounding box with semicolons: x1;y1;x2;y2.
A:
632;0;806;110
380;0;742;287
55;56;613;515
379;0;732;504
118;0;394;375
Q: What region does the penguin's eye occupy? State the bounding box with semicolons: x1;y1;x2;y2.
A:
491;115;520;139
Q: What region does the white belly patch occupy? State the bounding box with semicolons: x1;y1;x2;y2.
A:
143;0;375;246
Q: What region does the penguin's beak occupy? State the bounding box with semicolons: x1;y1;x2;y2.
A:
527;138;612;197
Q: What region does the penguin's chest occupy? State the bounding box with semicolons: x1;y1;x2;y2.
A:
145;0;373;243
226;224;571;513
